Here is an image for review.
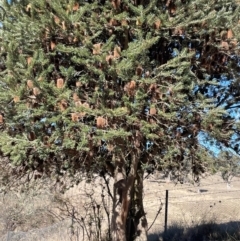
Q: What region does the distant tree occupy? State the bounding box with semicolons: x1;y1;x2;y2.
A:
0;0;239;240
215;151;240;187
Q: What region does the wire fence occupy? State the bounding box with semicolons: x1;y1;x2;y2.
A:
144;177;240;234
0;175;240;240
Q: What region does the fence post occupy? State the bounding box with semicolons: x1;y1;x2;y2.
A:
164;190;169;234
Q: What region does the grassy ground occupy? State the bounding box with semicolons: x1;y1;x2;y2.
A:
149;221;240;241
0;173;240;240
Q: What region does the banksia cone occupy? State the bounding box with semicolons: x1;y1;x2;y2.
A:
33;87;40;96
109;19;118;26
14;96;20;103
106;54;113;65
93;43;102;55
0;114;3;123
75;100;82;107
27;80;34;89
28;131;35;141
124;80;136;97
71;113;80;122
136;66;143;76
121;20;128;26
54;15;60;24
26;3;31;11
73;92;80;102
59;99;68;111
68;36;73;43
136;19;142;26
43;136;50;146
111;0;121;9
129;80;136;90
169;5;176;15
50;41;56;50
208;123;213;131
227;29;233;39
148;83;157;93
27;57;33;65
113;46;121;58
230;39;237;49
62;21;66;30
154;19;161;30
76;81;82;87
96;117;107;129
57;78;64;88
73;37;78;43
149;107;157;115
73;2;79;11
221;41;229;50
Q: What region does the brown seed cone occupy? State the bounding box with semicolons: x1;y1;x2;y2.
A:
121;20;128;26
129;80;136;90
96;117;107;129
56;78;64;88
135;66;143;76
33;87;40;96
149;107;157;115
76;81;82;87
27;80;34;89
154;19;161;30
27;57;33;65
124;80;136;97
26;3;31;11
50;41;56;50
93;43;102;55
28;131;35;141
75;100;82;107
62;21;66;30
221;41;229;50
106;55;114;65
109;19;118;26
59;99;68;111
111;0;121;9
0;114;3;123
73;92;80;102
14;96;20;103
113;46;121;58
73;3;79;11
227;29;233;39
71;113;80;122
54;15;60;24
43;136;51;146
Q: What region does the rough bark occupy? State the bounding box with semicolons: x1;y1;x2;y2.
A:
111;152;140;241
127;168;148;241
135;169;148;241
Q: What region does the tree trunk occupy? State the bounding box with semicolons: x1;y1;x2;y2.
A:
111;152;141;241
111;168;129;241
127;168;148;241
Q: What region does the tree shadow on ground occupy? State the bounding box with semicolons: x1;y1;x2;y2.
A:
148;221;240;241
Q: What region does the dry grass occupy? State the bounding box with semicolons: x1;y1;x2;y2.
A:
149;220;240;241
0;173;240;241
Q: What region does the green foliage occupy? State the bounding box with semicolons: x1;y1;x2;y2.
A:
215;151;240;183
0;0;239;187
0;1;240;240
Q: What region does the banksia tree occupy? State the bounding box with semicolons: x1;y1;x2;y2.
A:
0;0;240;240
